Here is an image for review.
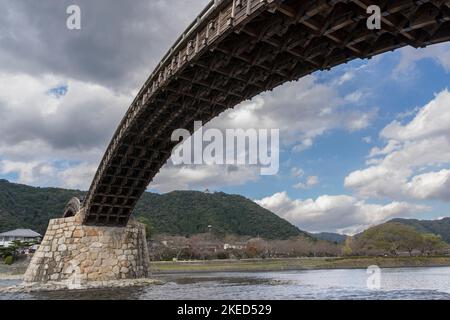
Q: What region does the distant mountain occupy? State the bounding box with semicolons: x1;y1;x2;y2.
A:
389;218;450;243
0;180;307;239
311;232;347;244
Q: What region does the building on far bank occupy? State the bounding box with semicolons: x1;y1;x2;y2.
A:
224;243;245;250
0;229;42;247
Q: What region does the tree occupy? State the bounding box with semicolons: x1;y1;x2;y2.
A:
0;246;15;259
356;223;424;256
419;234;447;255
341;237;353;256
355;222;450;257
398;228;423;256
245;238;267;258
136;216;154;238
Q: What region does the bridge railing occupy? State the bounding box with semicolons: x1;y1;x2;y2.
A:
136;0;277;104
138;0;228;99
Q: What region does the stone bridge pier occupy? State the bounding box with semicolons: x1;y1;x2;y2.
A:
24;210;150;283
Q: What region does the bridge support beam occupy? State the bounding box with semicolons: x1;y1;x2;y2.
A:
24;210;150;284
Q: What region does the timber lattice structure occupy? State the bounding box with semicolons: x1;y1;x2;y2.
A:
80;0;450;226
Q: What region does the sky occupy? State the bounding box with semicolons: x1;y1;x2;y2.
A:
1;1;450;234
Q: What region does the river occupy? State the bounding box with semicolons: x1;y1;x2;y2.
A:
1;267;450;300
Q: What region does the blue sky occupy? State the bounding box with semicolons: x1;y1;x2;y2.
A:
219;50;447;201
1;0;450;234
47;84;69;99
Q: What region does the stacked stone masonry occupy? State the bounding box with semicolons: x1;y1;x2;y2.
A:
24;210;150;283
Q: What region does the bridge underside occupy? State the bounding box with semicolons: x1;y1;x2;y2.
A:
81;0;450;226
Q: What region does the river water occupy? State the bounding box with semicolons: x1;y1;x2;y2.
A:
1;267;450;300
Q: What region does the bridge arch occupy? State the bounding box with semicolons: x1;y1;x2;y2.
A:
79;0;450;226
63;197;82;218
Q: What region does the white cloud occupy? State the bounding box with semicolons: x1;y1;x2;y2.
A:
0;160;96;190
335;71;354;86
255;192;429;234
0;72;131;188
293;139;314;153
293;175;319;189
291;167;304;178
307;176;319;187
150;164;259;193
57;163;98;190
207;75;375;153
395;43;450;76
0;0;210;91
368;139;401;158
345;91;364;103
396;107;421;120
405;169;450;202
345;89;450;201
0;160;56;186
292;183;305;189
0;73;130;151
381;90;450;141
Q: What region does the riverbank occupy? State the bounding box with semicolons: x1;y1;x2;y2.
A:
150;256;450;274
2;256;450;280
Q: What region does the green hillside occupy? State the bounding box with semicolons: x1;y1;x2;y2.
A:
0;180;305;239
352;221;448;256
0;179;84;234
134;191;307;239
389;218;450;243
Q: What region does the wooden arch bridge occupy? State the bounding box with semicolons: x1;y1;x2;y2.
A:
65;0;450;226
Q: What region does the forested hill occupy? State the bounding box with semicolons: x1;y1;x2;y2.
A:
0;179;84;234
134;191;308;239
0;180;306;239
389;218;450;243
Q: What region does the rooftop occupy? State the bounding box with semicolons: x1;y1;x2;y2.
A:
0;229;42;238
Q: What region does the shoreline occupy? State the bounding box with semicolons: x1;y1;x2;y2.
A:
0;278;164;293
149;256;450;274
1;256;450;280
